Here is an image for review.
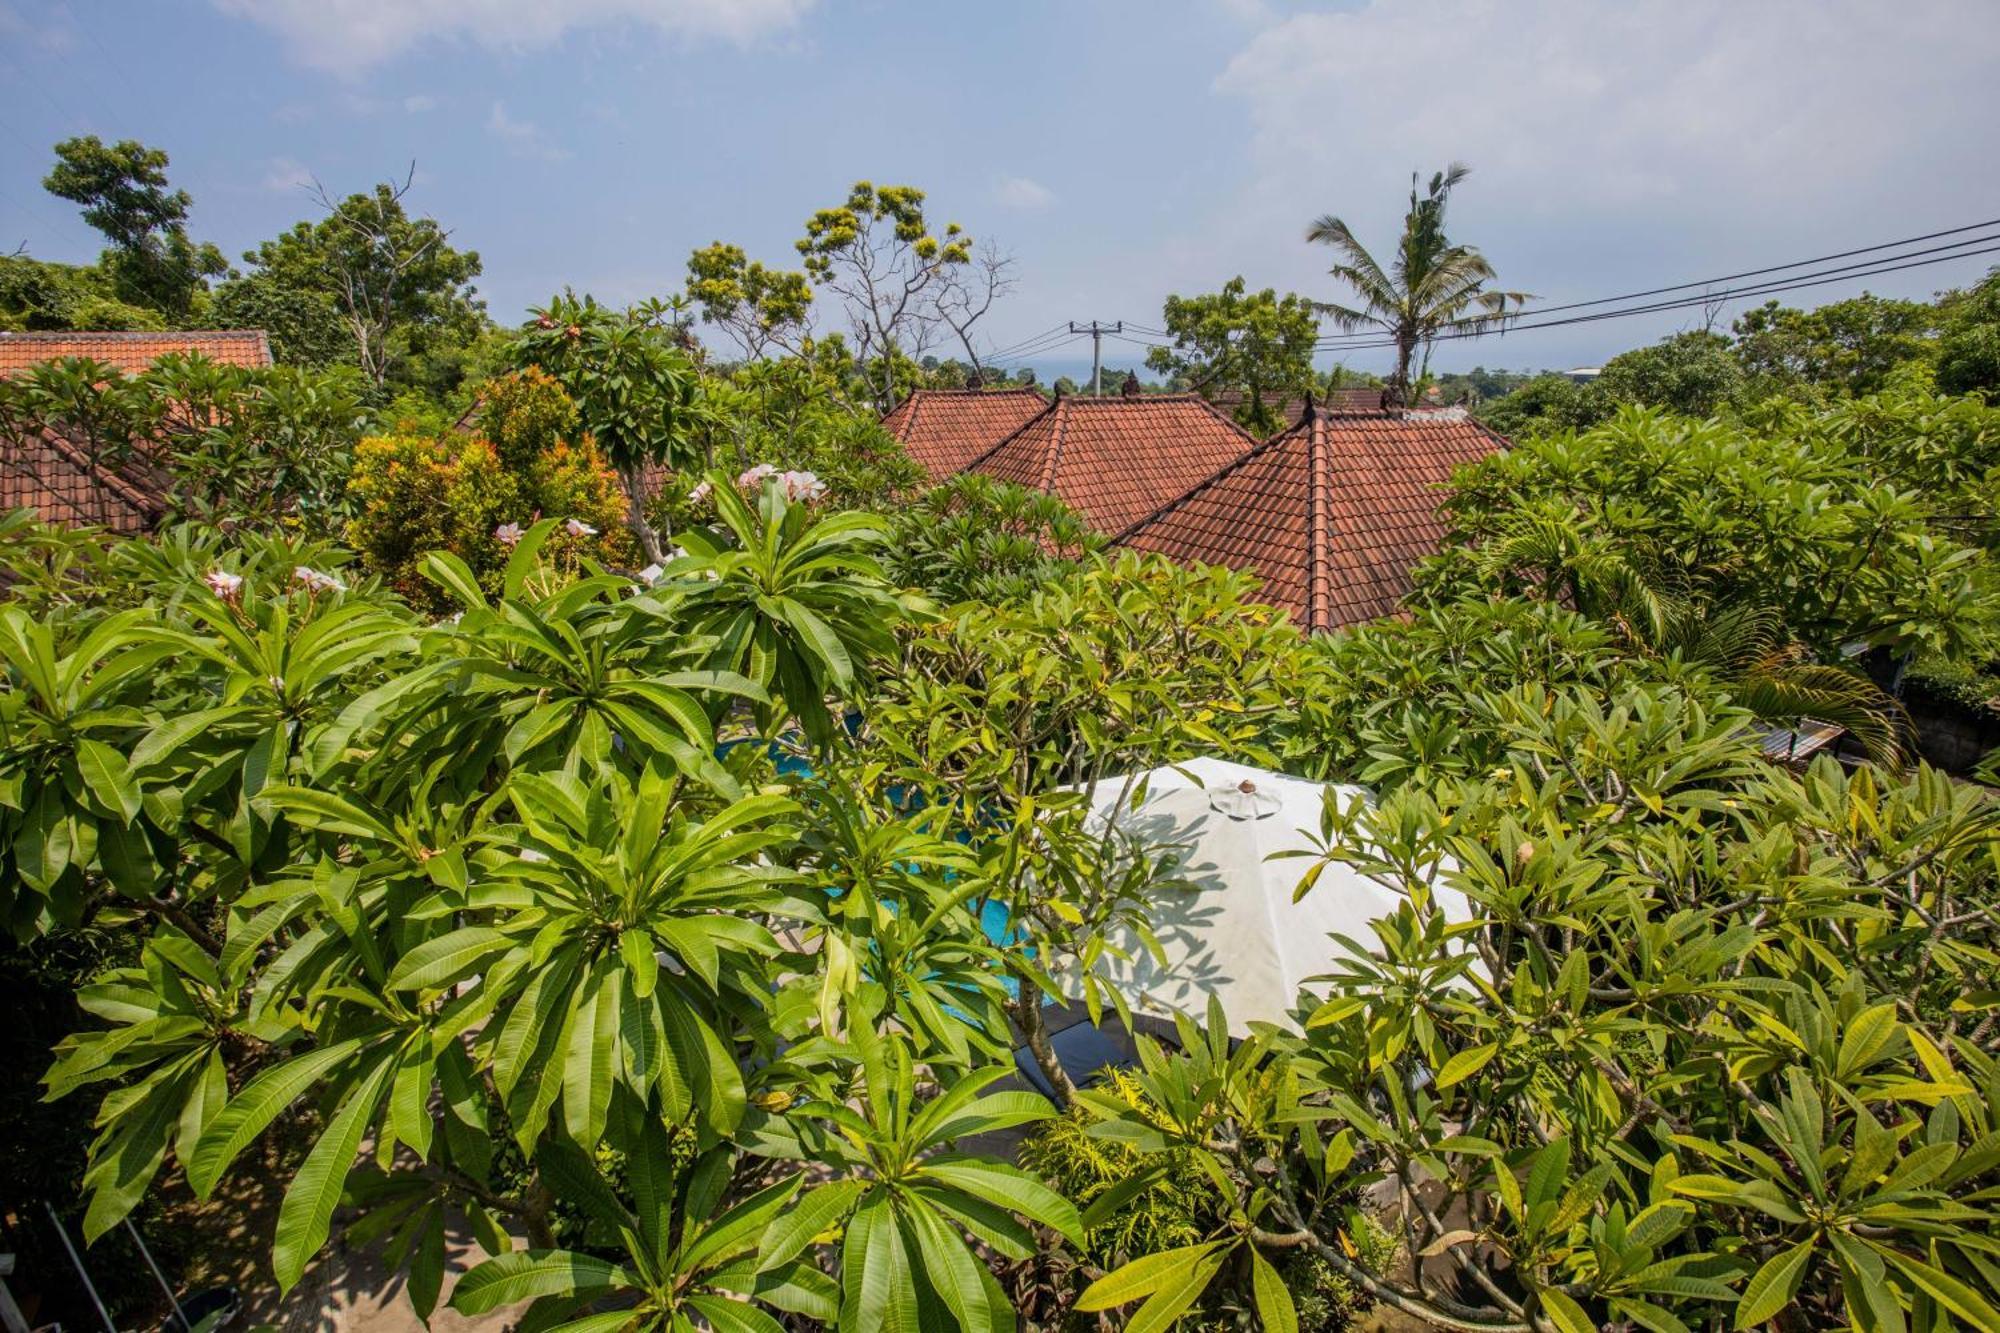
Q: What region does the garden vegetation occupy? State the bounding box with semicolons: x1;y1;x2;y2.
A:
3;143;1999;1333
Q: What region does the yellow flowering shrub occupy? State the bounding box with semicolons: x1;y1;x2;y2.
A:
345;373;635;609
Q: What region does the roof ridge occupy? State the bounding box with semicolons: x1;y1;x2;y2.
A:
956;393;1059;474
1304;413;1334;633
907;385;1043;397
1062;391;1209;405
1037;396;1071;493
893;390;925;442
0;329;268;340
1107;420;1300;543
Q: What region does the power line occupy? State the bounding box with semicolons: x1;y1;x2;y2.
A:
983;322;1070;360
964;217;2000;375
985;325;1079;362
1311;224;2000;347
988;331;1087;368
1307;238;2000;353
1301;218;2000;345
1461;215;2000;323
987;330;1083;365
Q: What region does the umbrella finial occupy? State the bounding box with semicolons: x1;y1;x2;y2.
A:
1213;777;1277;820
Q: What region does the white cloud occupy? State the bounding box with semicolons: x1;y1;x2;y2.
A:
214;0;815;74
1201;0;2000;362
995;175;1055;211
404;93;441;112
488;101;572;161
261;156;316;193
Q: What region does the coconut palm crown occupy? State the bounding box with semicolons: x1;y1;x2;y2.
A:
1308;162;1532;406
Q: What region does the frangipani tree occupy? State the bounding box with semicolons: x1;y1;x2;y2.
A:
516;292;699;566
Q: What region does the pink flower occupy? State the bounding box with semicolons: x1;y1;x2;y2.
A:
776;469;828;503
494;522;524;547
736;463;777;490
687;480;714;503
292;566;345;594
564;518;598;538
204;570;243;601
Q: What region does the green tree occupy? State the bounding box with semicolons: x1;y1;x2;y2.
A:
1144;277;1320;434
685;241;814;360
1476;372;1611;437
512;292;700;566
0;255;162;332
1595;330;1745;416
238;175;484;391
1732;294;1938;396
1936;267;2000;397
1308;162;1531;407
797;182;973;413
42;136;226;319
1434;399;2000;690
208;270;354;370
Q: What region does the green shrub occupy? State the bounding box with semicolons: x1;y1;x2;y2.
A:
1017;1070;1211;1266
1021;1068;1395;1331
344;375;634;605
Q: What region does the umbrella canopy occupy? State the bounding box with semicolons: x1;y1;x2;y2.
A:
1064;756;1472;1038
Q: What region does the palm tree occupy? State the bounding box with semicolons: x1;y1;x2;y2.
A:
1308;163;1531;407
1472;506;1907;765
1653;601;1909;769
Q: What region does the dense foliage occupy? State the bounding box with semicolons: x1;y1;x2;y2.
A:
0;351;369;528
1482;268;2000;437
6;129;2000;1333
5;485;1994;1332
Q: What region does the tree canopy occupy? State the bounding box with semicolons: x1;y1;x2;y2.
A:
237;177;485;391
1145;277;1320;434
43;136;226;319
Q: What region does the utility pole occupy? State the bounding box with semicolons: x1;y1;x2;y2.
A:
1069;321;1122;396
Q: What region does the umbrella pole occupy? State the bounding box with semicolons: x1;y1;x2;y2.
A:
124;1221;188;1332
41;1203;115;1333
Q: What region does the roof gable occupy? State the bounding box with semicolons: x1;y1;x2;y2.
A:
1116;405;1507;631
964;394;1258;535
0;331;272;531
0;428;167;532
880;388;1048;479
0;330;274;378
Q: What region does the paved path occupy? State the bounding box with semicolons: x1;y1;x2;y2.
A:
245;1211;524;1333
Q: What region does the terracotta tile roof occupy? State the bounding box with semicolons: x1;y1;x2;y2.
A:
880;388;1049;479
1115;405;1507;631
1201;389;1311;434
0;429;166;533
1326;386;1388;413
0;329;273;377
0;331;266;530
963;394;1259;535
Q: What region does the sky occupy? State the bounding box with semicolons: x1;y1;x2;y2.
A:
2;0;1998;383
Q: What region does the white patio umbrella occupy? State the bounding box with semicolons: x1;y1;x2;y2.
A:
1062;756;1472;1039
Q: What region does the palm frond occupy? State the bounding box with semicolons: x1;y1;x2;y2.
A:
1732;662;1908;770
1308;219;1399;311
1311;300;1389;334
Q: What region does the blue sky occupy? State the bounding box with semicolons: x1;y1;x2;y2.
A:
3;0;1998;382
